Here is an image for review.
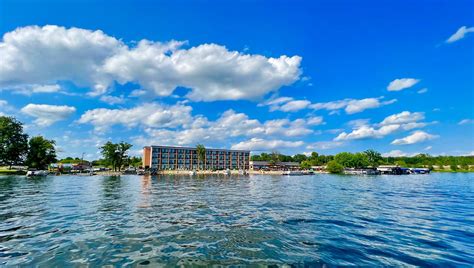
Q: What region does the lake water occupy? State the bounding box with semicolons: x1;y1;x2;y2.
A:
1;173;473;266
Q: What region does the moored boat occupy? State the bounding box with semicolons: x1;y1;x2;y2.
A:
26;170;48;177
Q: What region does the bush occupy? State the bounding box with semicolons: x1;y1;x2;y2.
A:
326;160;344;174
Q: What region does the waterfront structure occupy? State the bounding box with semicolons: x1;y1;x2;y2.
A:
250;161;300;171
143;145;250;171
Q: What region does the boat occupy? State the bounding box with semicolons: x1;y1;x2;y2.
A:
225;169;231;175
136;169;146;175
283;170;306;176
26;170;48;177
189;170;197;176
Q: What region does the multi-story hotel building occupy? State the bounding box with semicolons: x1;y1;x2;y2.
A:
143;145;250;171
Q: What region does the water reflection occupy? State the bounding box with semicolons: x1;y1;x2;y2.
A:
0;173;473;266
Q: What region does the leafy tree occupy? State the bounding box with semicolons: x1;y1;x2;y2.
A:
100;141;132;171
293;154;308;163
101;141;118;170
300;160;311;170
269;151;281;165
334;152;355;168
128;156;142;167
0;116;29;168
196;144;206;170
26;136;57;169
326;160;344;174
450;164;458;171
364;149;382;167
116;142;132;171
353;153;369;168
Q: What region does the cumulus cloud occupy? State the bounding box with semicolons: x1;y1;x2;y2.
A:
0;25;302;101
391;131;438;145
261;96;396;114
310;97;396;114
446;26;474;43
334;111;431;141
379;111;425;126
99;95;126;105
78;103;194;132
307;116;325;126
231;138;303;151
278;100;311;112
21;104;76;126
387;78;420;91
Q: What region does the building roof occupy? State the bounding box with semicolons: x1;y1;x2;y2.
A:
145;145;250;153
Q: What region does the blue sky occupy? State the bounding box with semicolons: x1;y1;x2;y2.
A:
0;0;473;160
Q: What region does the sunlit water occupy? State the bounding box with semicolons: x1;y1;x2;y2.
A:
0;173;473;266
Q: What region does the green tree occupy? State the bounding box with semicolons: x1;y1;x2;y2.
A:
101;141;118;170
26;136;57;169
269;151;281;165
116;142;132;171
0;116;29;168
196;144;206;170
334;152;355;168
364;149;382;167
293;154;308;163
450;164;458;171
300;160;311;170
326;160;344;174
353;152;369;168
100;141;132;171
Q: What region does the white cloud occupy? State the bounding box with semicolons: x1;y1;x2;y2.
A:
4;84;64;96
391;131;438;145
0;25;302;101
21;104;76;126
334;111;431;141
129;89;147;97
278;100;311;112
78;103;194;132
387;78;420;91
446;26;474;43
310;97;396;114
417;88;428;94
335;125;401;141
379;111;425;126
0;25;122;95
458;119;474;125
99;95;126;105
231;138;303;151
260;96;396;114
424;146;432;151
103;41;303;101
307;116;325;126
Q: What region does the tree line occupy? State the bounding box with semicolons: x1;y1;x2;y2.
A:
0;116;57;169
1;116;137;171
252;150;474;172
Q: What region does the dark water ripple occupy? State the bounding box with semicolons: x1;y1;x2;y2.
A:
0;173;473;266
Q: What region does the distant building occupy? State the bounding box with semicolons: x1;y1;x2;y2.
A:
250;161;300;171
143;145;250;171
49;162;91;173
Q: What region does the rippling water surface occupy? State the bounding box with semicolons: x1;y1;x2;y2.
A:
1;173;473;266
